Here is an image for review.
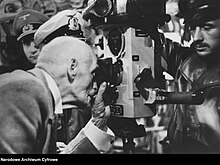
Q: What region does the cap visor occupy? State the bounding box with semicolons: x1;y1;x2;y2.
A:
17;30;37;41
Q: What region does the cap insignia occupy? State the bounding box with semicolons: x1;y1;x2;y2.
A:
68;14;80;31
19;14;30;21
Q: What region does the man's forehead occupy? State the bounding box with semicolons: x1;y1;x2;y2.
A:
90;56;98;71
80;48;97;70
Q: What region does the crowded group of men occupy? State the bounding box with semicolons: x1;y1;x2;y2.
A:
1;0;220;154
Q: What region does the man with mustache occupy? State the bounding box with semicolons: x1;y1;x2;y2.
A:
136;0;220;153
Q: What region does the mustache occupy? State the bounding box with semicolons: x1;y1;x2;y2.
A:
191;41;209;48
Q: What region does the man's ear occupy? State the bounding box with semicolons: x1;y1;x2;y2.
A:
68;58;77;81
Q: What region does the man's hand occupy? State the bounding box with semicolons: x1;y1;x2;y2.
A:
91;82;110;131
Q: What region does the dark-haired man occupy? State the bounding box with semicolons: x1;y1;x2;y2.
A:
13;9;49;68
136;0;220;153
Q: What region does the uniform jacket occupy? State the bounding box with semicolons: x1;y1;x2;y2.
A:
162;38;220;153
0;68;99;154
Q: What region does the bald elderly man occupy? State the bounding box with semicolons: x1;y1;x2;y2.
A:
33;9;96;147
0;36;114;154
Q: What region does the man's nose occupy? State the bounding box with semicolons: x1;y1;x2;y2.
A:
30;41;38;51
90;82;98;96
192;27;203;41
93;81;98;93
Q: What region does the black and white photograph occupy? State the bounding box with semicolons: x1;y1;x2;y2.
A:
0;0;220;157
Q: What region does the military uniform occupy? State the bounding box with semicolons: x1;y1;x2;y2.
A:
161;0;220;153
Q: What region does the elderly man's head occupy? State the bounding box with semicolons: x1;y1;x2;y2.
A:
36;36;98;109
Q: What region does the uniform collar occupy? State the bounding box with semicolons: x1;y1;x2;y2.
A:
180;54;208;84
